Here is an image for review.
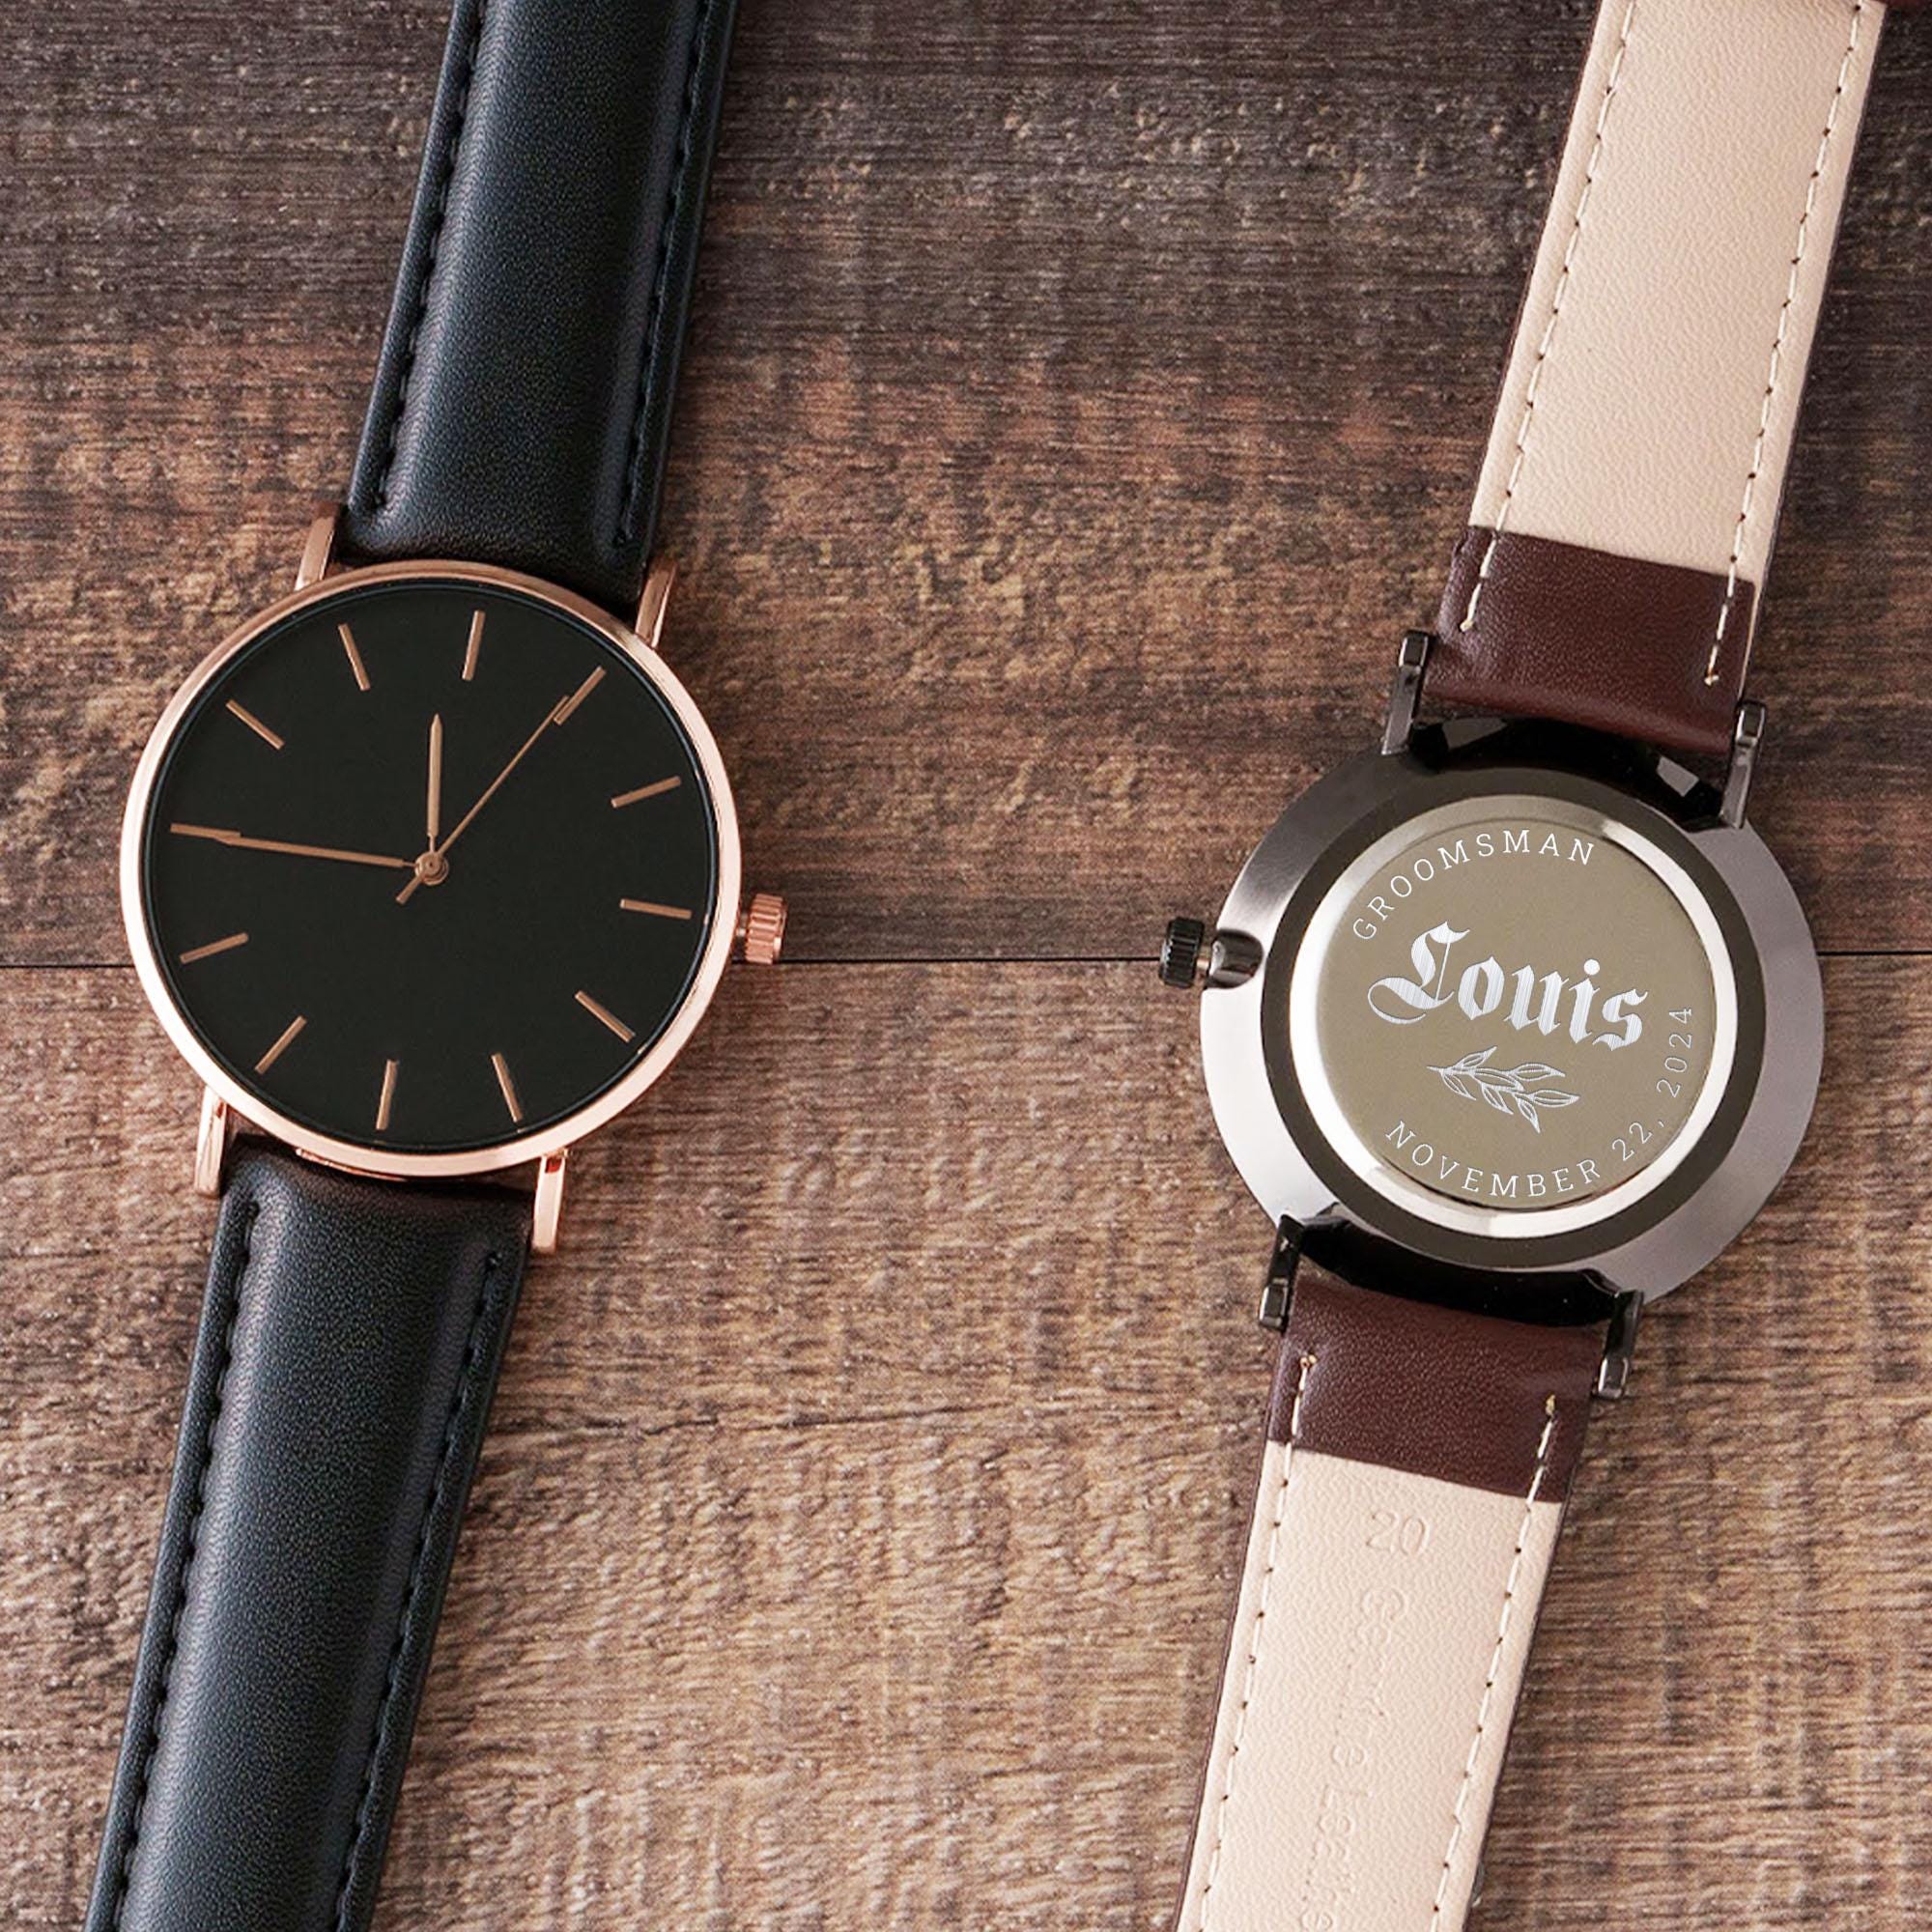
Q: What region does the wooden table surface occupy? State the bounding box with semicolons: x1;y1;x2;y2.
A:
5;4;1930;1926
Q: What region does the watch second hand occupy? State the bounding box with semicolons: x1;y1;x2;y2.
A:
169;824;415;870
396;668;603;904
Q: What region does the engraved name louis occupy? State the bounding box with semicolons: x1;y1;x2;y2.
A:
1365;920;1647;1048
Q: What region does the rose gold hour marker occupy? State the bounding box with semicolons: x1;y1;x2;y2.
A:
619;898;694;921
552;665;606;724
254;1013;307;1074
574;989;635;1042
338;622;370;691
491;1051;524;1123
177;931;249;965
462;609;485;681
610;777;683;810
375;1058;398;1134
226;700;285;750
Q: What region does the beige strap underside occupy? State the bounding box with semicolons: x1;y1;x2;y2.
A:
1463;0;1883;661
1176;1417;1567;1932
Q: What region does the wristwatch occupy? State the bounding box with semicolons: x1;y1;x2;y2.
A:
87;5;780;1928
1160;1;1920;1927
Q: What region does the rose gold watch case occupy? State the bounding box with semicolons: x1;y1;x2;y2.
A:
120;555;743;1183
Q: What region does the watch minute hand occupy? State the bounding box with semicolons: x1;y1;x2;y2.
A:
169;824;415;870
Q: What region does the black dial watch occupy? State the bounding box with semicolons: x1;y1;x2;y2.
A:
89;6;780;1928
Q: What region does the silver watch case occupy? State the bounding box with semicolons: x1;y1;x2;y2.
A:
1199;717;1822;1302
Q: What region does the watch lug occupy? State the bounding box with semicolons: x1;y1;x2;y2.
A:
1719;697;1767;829
532;1147;568;1255
294;501;341;589
1258;1218;1304;1332
1380;629;1434;755
634;556;676;653
193;1087;230;1198
1594;1288;1644;1399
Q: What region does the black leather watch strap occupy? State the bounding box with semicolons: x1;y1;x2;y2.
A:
86;1151;530;1932
339;0;738;614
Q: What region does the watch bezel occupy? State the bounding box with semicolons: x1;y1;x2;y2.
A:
120;557;743;1181
1199;723;1822;1300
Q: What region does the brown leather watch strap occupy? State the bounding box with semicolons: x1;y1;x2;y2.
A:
1264;1273;1600;1501
1175;1271;1608;1932
1430;0;1893;757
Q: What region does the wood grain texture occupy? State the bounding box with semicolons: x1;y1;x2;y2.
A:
0;2;1928;1929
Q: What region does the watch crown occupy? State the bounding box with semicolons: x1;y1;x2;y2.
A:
738;892;787;967
1159;917;1208;989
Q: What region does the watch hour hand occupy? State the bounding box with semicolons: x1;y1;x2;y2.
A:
396;668;605;903
426;712;443;850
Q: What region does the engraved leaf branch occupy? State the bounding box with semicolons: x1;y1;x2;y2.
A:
1427;1046;1579;1135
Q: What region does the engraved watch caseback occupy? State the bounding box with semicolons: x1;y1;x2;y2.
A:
1200;724;1822;1298
120;560;742;1179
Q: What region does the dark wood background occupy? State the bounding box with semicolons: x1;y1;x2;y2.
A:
4;4;1930;1926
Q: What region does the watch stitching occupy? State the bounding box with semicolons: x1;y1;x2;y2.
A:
1707;0;1867;683
613;0;715;550
1195;1350;1315;1927
373;1;488;510
1425;1393;1559;1931
1459;0;1636;636
107;1195;263;1926
330;1248;503;1931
